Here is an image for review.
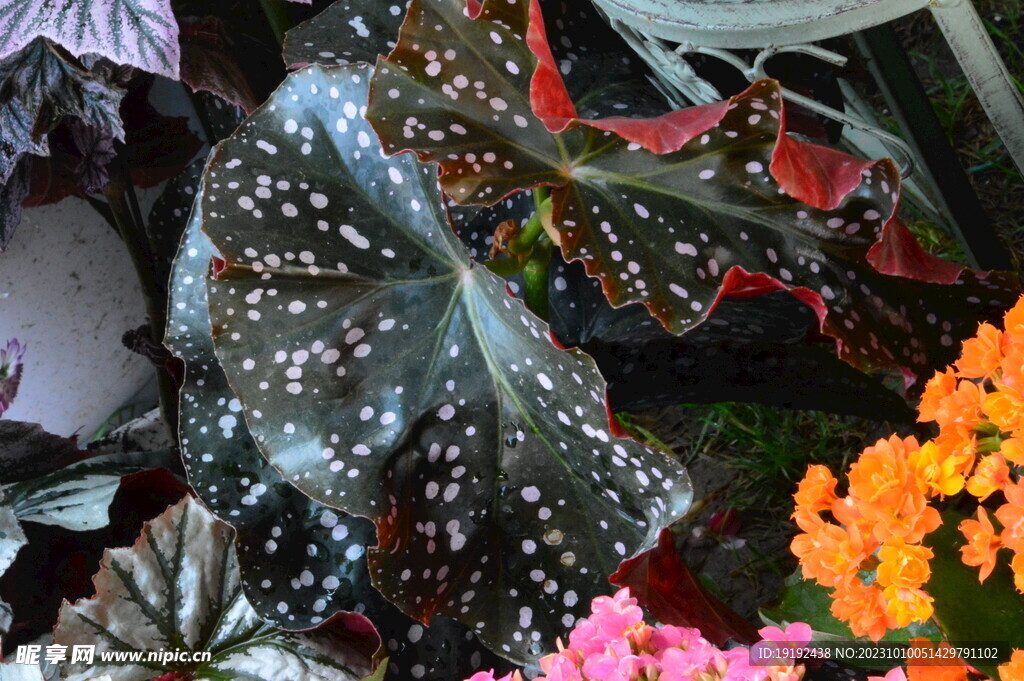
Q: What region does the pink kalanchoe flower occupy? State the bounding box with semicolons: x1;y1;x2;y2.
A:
721;646;769;681
465;670;523;681
868;668;907;681
538;654;584;681
0;338;25;417
754;622;813;667
587;588;645;636
757;623;813;647
464;589;813;681
650;624;704;650
658;638;724;680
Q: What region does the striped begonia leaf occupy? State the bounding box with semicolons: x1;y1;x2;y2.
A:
0;160;30;252
283;0;409;69
165;169;514;681
1;454;163;531
199;63;691;662
0;38;126;183
366;0;1019;379
0;421;83;483
0;488;27;577
53;497;380;681
0;0;179;78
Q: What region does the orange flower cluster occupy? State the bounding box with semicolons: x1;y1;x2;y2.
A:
792;297;1024;644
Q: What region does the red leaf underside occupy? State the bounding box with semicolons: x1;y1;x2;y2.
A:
610;528;760;647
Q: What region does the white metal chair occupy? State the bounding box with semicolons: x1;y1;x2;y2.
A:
591;0;1024;268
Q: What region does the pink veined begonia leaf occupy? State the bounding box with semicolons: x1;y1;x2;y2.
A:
0;0;180;79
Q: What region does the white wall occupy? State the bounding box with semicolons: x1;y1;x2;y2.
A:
0;195;160;438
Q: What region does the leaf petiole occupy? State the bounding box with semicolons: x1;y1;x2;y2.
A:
507;209;545;255
523;235;553;320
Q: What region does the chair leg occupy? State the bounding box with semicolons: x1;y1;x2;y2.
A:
854;23;1012;271
930;0;1024;180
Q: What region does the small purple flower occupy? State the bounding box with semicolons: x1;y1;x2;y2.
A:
0;338;26;417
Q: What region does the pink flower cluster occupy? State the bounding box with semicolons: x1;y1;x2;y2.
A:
465;589;812;681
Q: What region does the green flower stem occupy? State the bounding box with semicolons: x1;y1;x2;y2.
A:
507;211;545;256
103;173;178;440
978;435;1006;453
259;0;293;46
523;237;553;321
482;256;526;277
533;185;550;213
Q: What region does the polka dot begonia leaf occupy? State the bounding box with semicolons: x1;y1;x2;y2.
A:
546;259;916;420
366;0;1021;380
166;187;380;632
196;63;692;664
53;497;380;681
167;172;514;681
283;0;410;70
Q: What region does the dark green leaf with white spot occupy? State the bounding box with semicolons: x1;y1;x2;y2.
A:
53;496;379;681
166;178;382;631
167;179;516;678
199;63;691;663
283;0;410;69
549;259;915;420
367;0;1018;379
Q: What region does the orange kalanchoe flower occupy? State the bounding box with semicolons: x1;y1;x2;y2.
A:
954;322;1005;379
791;521;870;588
908;440;967;498
844;435;941;544
932;431;978;477
830;581;890;641
999;650;1024;681
1000;345;1024;392
1004;296;1024;337
794;298;1024;642
876;539;932;589
982;385;1024;435
881;584;933;629
847;435;917;510
934;379;986;432
793;464;838;514
1002;437;1024;465
996;479;1024;553
864;487;941;545
906;640;970;681
918;368;958;423
965;453;1011;500
1012;553;1024;594
959;507;1002;582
